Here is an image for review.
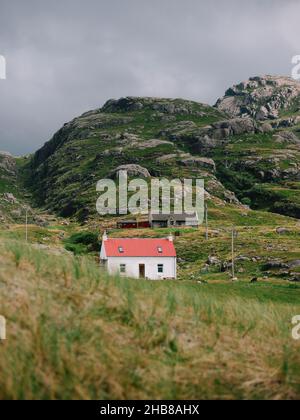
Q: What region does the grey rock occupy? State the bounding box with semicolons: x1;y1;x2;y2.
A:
156;154;177;163
135;139;174;149
215;75;300;120
0;151;16;174
3;193;18;204
288;260;300;269
276;227;291;235
109;164;151;178
273;131;300;145
212;117;257;136
263;260;289;270
207;255;221;266
260;122;273;133
180;157;216;172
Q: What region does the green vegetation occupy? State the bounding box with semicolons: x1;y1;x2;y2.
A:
0;238;300;400
64;231;100;255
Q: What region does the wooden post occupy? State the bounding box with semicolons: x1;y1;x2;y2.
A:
205;204;208;240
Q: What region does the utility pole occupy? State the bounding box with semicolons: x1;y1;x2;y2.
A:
25;207;28;243
231;227;237;280
205;203;208;240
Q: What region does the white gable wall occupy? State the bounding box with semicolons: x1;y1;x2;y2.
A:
106;256;176;280
100;243;107;260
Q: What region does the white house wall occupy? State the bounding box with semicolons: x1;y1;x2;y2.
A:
100;244;107;260
107;256;176;280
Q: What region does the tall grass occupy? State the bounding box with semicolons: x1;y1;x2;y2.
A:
0;239;300;400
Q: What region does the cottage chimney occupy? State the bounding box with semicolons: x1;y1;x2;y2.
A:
168;233;173;242
102;231;108;241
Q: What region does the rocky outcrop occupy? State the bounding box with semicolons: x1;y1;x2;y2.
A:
3;193;18;204
102;96;212;116
205;178;240;205
273;131;300;145
215;75;300;120
161;117;258;154
271;116;300;129
0;151;16;175
180;157;216;172
109;164;151;178
237;153;300;181
211;117;257;136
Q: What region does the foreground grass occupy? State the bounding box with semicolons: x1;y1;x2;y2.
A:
0;239;300;400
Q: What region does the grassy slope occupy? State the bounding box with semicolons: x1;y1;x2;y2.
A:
0;238;300;400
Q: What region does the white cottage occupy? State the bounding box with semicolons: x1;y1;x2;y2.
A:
100;233;177;280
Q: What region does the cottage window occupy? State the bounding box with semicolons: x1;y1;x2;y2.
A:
120;264;126;273
157;246;163;253
118;246;124;253
158;264;164;273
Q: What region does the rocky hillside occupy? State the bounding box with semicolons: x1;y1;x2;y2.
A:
0;151;23;223
214;76;300;218
15;75;300;221
0;151;46;225
24;97;241;220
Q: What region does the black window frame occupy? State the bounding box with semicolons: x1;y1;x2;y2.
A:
157;264;164;273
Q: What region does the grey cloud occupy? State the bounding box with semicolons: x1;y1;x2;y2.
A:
0;0;300;154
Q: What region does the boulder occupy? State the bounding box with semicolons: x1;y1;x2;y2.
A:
180;157;216;172
263;260;289;270
3;193;18;204
109;164;151;178
273;131;300;145
194;135;219;153
156;154;178;163
256;106;270;121
288;260;300;269
207;255;221;266
211;117;257;136
136;139;174;149
276;227;291;235
260;122;273;133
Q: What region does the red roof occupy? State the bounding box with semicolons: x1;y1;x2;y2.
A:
103;238;176;257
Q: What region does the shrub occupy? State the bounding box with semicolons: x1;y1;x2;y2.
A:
64;232;100;255
241;197;252;206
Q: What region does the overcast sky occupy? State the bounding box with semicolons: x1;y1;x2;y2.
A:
0;0;300;155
